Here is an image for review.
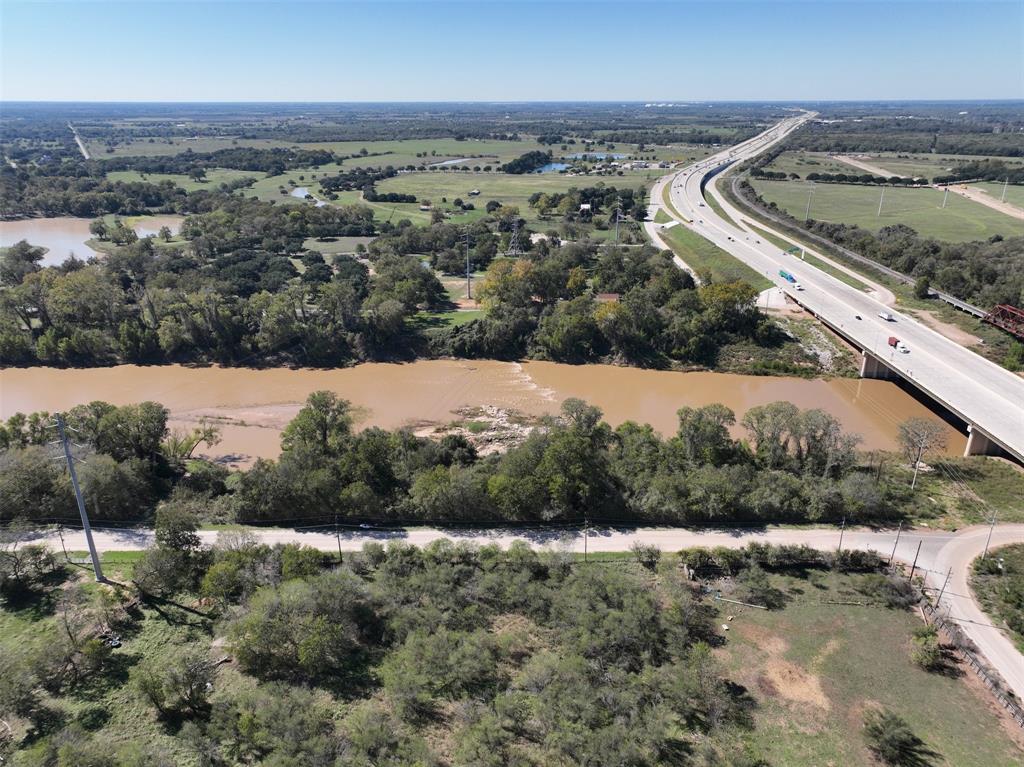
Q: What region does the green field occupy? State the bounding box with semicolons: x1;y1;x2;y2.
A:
373;169;666;228
302;236;374;256
106;167;259;192
659;222;771;289
89;133;709;169
851;152;1024;182
762;150;864;178
972;181;1024;209
412;308;485;329
718;569;1023;766
87;136;297;158
751;179;1022;242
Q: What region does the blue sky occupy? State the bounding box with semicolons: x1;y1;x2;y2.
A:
1;1;1021;101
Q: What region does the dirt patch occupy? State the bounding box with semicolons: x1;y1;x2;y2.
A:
906;308;983;348
763;658;831;710
416;405;539;456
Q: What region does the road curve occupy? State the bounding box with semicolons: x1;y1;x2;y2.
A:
37;522;1024;700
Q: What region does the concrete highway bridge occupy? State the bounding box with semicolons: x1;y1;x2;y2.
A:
652;113;1024;463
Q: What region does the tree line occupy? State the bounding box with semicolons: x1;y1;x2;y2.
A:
500;151;553;174
752;168;926;186
790;117;1024;157
2;392;929;530
737;179;1024;309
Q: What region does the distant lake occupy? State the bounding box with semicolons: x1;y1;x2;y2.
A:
0;215;184;266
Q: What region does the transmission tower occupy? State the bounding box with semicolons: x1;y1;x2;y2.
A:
505;220;523;257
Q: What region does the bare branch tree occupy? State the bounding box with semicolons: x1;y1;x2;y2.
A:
897;418;948;490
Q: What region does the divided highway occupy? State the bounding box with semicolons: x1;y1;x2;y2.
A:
653;113;1024;462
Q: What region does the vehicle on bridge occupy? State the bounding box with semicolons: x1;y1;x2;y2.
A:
878;311;895;322
779;269;796;283
888;336;909;353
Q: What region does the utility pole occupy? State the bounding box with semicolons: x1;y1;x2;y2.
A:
56;414;104;582
335;514;343;564
877;187;885;218
982;511;997;558
910;443;926;490
936;567;952;605
941;187;949;209
837;517;846;553
464;229;472;300
1001;177;1009;203
888;522;902;566
909;540;922;581
583;517;588;563
804;187;814;221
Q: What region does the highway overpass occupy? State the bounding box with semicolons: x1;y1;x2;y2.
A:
653;113;1024;463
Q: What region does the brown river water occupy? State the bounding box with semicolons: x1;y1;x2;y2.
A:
0;215;184;266
0;360;965;466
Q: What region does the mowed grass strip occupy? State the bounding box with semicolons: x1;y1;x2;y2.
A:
751;179;1022;242
717;570;1024;766
658;223;771;289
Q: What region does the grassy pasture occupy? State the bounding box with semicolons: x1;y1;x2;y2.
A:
372;168;666;228
751;179;1022;242
971;181;1024;209
851;152;1024;181
718;569;1024;766
86;136;296;157
106;167;258;192
762;150;862;177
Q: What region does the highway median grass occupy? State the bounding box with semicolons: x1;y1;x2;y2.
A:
658;222;771;290
742;221;871;292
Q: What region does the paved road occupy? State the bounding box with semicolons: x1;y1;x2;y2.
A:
658;114;1024;461
68;123;90;160
38;522;1024;699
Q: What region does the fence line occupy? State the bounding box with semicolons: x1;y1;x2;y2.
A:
895;565;1024;729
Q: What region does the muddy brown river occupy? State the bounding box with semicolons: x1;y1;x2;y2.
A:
0;215;184;266
0;360;965;465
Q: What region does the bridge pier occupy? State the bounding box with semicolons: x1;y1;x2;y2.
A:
964;425;1001;457
859;352;896;380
